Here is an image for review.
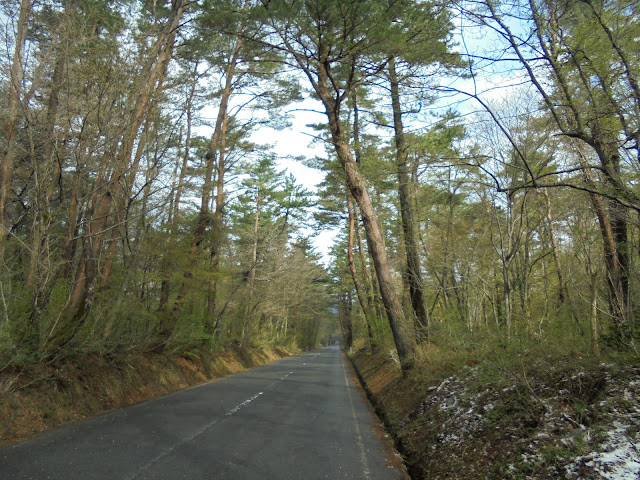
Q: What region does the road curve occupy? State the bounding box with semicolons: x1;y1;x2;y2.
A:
0;346;407;479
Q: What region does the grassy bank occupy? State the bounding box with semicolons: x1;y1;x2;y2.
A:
0;343;297;446
350;338;640;479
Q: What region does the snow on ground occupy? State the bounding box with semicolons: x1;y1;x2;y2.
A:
565;377;640;480
397;362;640;479
566;421;640;479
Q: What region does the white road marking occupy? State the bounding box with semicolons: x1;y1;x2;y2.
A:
130;352;322;479
341;356;372;479
225;392;264;416
130;392;265;479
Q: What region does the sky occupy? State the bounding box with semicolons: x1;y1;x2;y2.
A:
248;98;340;266
243;4;526;268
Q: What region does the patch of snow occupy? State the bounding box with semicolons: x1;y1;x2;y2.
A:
623;389;634;402
586;422;640;480
567;421;640;480
388;349;400;365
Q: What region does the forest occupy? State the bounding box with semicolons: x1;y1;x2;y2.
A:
1;0;639;382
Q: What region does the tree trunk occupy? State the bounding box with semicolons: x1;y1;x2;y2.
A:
389;58;429;341
243;190;261;340
25;33;68;289
590;272;600;357
100;115;152;287
579;147;628;328
339;292;354;350
171;24;242;324
541;187;567;305
315;80;415;370
0;0;32;242
341;137;414;369
159;72;196;312
346;191;375;348
595;139;631;327
207;108;230;334
53;0;187;350
351;99;383;324
354;205;381;323
609;203;629;324
173;100;193;223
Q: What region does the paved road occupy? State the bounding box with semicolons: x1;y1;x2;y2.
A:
0;346;407;479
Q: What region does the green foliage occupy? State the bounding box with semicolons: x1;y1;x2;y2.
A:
1;0;639;382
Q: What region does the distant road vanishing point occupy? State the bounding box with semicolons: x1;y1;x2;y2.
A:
1;346;407;479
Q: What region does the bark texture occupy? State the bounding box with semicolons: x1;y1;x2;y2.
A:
389;58;429;340
1;0;32;241
346;191;375;347
314;74;415;369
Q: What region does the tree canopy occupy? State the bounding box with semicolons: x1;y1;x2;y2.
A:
0;0;638;366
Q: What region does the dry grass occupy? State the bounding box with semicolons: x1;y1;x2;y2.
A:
0;343;298;446
350;333;640;480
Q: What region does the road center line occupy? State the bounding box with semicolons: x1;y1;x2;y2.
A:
130;390;267;479
129;357;311;479
129;416;222;479
225;392;263;416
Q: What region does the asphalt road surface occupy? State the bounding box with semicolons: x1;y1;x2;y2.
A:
0;346;408;479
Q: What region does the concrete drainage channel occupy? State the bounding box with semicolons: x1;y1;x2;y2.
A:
345;352;414;479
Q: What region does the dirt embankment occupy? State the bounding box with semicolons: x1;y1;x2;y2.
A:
350;348;640;480
0;344;296;446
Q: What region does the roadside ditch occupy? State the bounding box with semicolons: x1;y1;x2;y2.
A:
348;346;640;480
